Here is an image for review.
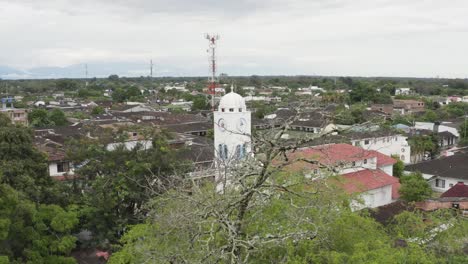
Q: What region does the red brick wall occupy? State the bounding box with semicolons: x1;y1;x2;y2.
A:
415;201;468;211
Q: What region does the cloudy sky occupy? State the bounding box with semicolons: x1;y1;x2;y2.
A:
0;0;467;78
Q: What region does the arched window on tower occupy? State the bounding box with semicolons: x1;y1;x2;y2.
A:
223;144;229;160
218;144;223;159
236;145;241;159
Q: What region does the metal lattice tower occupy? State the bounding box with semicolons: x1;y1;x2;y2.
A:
205;34;220;110
150;59;154;78
85;64;89;87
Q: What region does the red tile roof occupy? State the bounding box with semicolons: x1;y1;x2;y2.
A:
441;182;468;198
335;169;399;196
368;150;397;167
287;143;375;165
278;143;395;173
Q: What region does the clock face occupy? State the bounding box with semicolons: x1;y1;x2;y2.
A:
237;118;247;133
218;118;226;132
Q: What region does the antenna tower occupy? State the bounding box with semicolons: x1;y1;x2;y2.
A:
205;34;220;110
150;59;154;78
85;64;89;87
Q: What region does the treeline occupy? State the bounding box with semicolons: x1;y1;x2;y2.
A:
2;75;468;97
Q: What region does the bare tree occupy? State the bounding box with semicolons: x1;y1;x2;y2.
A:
110;111;366;263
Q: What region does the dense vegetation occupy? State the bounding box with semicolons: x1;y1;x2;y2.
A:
1;75;468;263
0;116;78;263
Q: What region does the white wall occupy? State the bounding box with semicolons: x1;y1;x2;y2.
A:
352;135;411;164
106;140;153;151
339;157;377;174
48;161;74;177
351;185;393;210
415;122;460;137
380;165;393;176
430;177;467;193
49;162;60;176
214;111;251;164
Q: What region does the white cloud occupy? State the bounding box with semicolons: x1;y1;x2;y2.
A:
0;0;467;78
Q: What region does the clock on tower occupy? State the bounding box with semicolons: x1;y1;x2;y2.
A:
213;91;251;163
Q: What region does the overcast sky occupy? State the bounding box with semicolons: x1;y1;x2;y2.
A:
0;0;467;78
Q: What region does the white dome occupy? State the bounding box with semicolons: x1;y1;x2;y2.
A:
218;91;247;112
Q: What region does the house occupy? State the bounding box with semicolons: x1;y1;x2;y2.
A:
393;99;425;115
441;182;468;199
0;108;29;126
111;104;155;113
270;86;287;91
435;97;451;106
34;101;46;107
371;104;394;115
405;150;468;192
164;85;188;92
244;96;281;102
281;144;400;209
414;182;468;215
414;122;460;138
36;142;76;181
348;131;411;164
437;131;458;149
1;97;28;126
289;112;328;133
449;96;462;103
395;88;411;95
262;109;330;133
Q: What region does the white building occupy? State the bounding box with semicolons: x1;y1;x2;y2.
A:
405;151;468;193
415;122;460;138
285;144;399;210
395;88;411;95
244;95;281;102
164;85;188;92
214;91;251;165
350;133;411;164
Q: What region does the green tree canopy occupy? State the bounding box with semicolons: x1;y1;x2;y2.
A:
49;109;68;126
349;83;376;103
67;131;192;244
392;155;405;178
399;172;432;202
28;108;68;127
0;125;78;263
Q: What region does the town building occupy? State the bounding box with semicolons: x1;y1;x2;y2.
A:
393;99;425;115
405;150;468;192
370;104;394;115
395;88;412;95
415;182;468;215
349;131;411;164
281;143;399;209
35;140;76;181
1;97;28;126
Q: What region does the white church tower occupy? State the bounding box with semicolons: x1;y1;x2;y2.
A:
214;90;251;165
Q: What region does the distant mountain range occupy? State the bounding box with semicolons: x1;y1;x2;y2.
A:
0;62;193;80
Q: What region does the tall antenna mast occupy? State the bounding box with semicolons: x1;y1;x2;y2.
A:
150;59;154;78
205;33;220;110
85;64;89;87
